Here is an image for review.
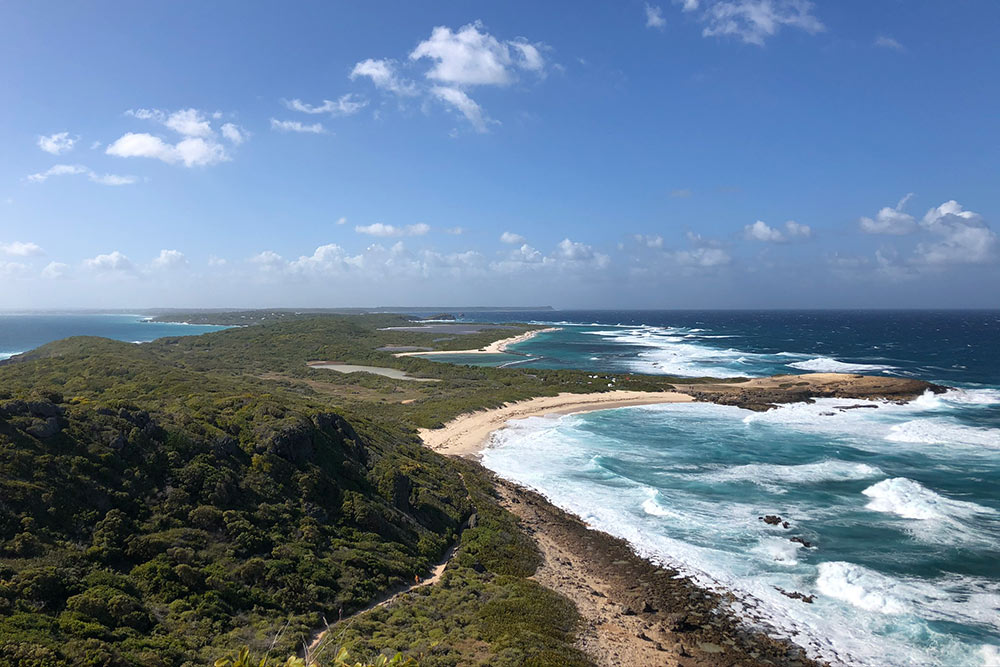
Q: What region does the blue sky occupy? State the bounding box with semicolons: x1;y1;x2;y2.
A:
1;0;998;308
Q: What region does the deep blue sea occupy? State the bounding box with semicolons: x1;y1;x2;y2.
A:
0;313;229;359
431;311;999;666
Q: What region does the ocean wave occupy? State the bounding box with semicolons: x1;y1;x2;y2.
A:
752;536;802;565
787;356;896;373
817;562;911;614
862;477;997;521
698;460;884;491
0;351;22;360
886;419;1000;449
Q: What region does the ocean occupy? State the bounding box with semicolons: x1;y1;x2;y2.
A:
0;313;230;360
449;310;999;666
2;310;997;665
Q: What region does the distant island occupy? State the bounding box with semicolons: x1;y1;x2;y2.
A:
0;313;942;666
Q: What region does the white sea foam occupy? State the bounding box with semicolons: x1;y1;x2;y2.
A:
483;400;1000;666
0;351;22;360
862;477;997;521
787;356;896;373
817;562;910;614
700;460;884;490
886;419;1000;449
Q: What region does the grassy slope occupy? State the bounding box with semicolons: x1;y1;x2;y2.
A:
0;315;718;666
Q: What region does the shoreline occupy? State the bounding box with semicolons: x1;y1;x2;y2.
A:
395;326;561;357
418;390;693;457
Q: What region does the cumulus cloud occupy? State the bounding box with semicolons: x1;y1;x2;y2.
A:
1;241;44;256
410;21;546;86
107;108;241;167
645;4;667;28
634;234;665;248
355;223;430;237
284;94;368;116
41;262;70;280
220;123;247;145
445;226;465;235
492;238;610;273
914;200;996;266
350;59;419;96
430;86;492;132
26;164;137;186
692;0;824;46
107;132;228;166
269;119;327;134
84;251;134;274
0;262;29;278
501;232;526;244
672;246;732;267
38;132;76;155
744;219;811;242
860;194;917;235
874;35;905;51
151;249;189;270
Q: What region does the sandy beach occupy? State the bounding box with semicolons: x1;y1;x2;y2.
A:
395;326;561;357
419;390;693;456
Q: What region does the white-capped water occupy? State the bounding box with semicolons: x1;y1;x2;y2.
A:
481;394;1000;667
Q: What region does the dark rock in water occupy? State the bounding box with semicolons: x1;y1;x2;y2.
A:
760;515;784;526
783;521;789;528
790;536;813;548
839;404;879;410
776;588;815;603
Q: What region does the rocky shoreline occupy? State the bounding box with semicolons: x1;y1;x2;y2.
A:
496;475;824;666
676;372;947;412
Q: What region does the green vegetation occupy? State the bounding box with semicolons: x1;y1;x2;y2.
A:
0;314;709;665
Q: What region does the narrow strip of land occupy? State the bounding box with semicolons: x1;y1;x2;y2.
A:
394;326;561;357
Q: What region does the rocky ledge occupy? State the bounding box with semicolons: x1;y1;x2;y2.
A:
677;372;947;412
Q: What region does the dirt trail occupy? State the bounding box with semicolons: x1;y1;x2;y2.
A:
303;543;458;659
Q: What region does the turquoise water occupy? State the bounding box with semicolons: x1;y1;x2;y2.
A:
463;311;1000;666
0;313;230;359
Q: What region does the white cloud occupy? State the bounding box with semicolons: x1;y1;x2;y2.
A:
284;94;368;116
336;216;348;225
350;59;418;96
1;241;43;256
672;246;732;267
697;0;824;46
208;255;227;267
445;226;465;235
744;219;811;242
106;132;229;166
554;238;610;267
151;249;189;270
645;4;667;28
431;86;492;132
84;251;134;273
269;119;327;134
0;262;29;277
860;194;917;235
163;108;213;137
501;231;526;244
679;0;700;10
355;222;430;237
633;234;665;248
41;261;70;279
874;35;905;52
26;164;136;186
250;250;286;272
220;123;247;145
914;200;996;266
38;132;76;155
89;172;138;186
410;21;546;86
108;108;240;167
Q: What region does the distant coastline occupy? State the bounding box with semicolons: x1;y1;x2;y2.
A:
395;326;561;358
